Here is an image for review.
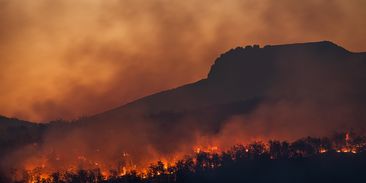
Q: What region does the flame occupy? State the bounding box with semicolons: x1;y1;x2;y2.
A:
319;148;327;153
120;166;127;176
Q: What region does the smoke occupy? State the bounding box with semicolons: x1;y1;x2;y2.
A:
1;1;366;179
0;0;365;122
4;97;365;181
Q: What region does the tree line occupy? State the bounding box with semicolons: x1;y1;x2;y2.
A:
8;132;366;183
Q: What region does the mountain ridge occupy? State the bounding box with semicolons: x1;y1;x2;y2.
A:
89;40;366;122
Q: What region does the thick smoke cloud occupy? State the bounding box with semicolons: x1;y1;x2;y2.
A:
0;0;366;122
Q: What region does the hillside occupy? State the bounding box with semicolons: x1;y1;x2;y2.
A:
86;41;366;130
1;41;366;163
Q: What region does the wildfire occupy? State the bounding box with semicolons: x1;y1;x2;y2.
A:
334;132;358;154
9;132;366;183
337;147;357;153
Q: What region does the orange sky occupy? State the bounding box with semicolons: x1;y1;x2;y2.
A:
0;0;365;122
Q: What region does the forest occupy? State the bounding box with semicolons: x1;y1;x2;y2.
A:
4;132;366;183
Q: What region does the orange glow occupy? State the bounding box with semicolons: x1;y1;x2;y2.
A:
194;145;220;154
1;0;366;122
319;148;327;153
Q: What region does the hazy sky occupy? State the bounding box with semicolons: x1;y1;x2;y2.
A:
1;0;365;122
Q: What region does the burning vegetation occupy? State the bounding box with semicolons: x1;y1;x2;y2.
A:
3;132;366;183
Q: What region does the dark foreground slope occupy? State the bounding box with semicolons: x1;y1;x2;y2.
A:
0;116;45;157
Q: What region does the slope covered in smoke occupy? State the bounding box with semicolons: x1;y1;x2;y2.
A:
3;40;366;151
2;41;366;177
60;40;366;157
